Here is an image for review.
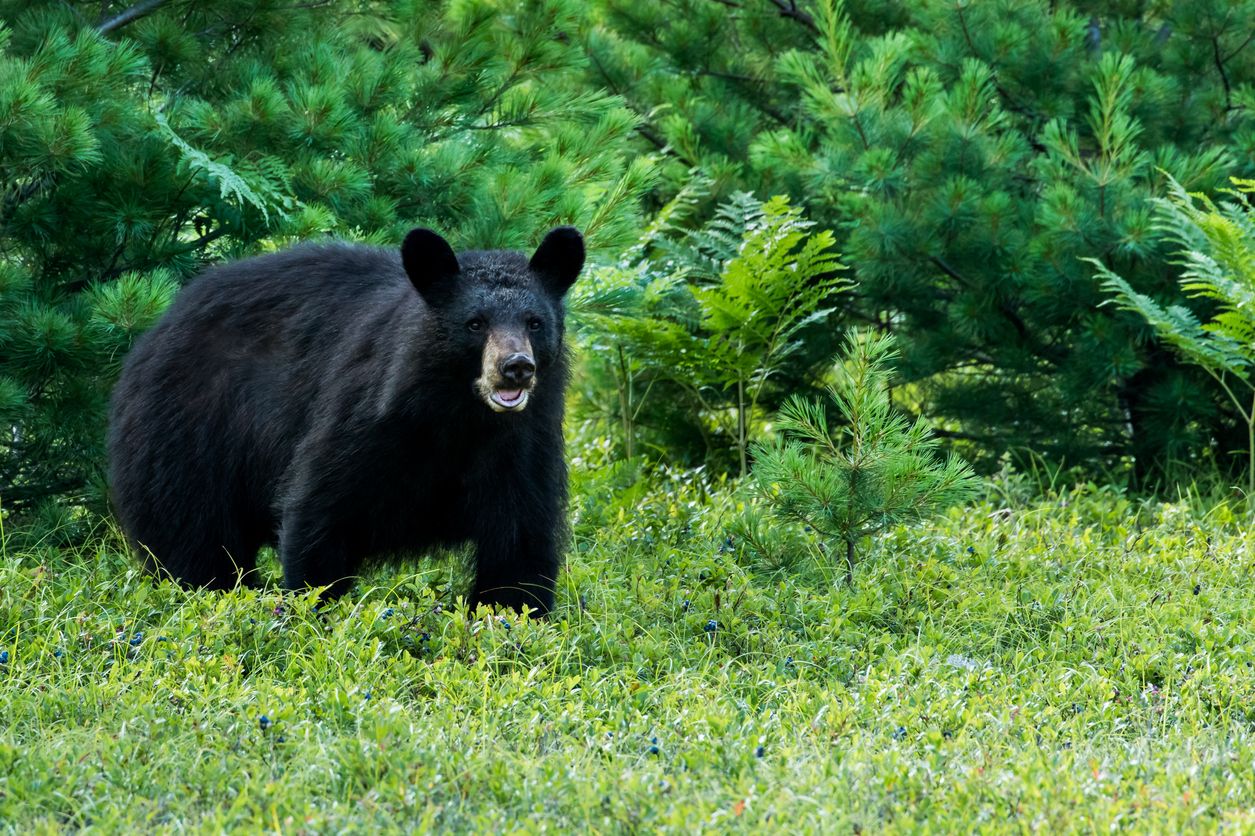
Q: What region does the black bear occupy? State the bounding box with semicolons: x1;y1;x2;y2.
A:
107;226;584;615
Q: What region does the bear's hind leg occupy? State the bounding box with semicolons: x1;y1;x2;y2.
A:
134;529;260;591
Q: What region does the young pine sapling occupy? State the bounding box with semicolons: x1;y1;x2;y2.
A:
750;330;979;585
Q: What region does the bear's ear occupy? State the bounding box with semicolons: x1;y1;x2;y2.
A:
401;228;460;302
529;226;585;298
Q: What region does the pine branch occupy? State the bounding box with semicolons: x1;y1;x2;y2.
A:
1;175;57;224
1222;30;1255;65
926;254;1077;368
98;0;171;35
1212;36;1233;111
765;0;818;33
173;225;232;254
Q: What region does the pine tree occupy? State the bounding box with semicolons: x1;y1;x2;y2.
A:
0;0;651;522
750;330;979;585
583;0;1255;484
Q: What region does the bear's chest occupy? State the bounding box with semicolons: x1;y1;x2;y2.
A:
363;420;539;542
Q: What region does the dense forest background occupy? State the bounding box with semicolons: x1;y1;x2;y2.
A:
2;0;1254;529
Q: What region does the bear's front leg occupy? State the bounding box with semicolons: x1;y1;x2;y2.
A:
470;523;560;616
278;513;361;599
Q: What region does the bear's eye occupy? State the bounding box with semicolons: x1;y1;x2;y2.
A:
528;318;543;332
467;318;485;332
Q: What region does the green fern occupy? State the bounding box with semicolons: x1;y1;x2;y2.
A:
154;111;289;225
1095;174;1255;492
690;195;849;475
572;193;848;470
658;190;765;279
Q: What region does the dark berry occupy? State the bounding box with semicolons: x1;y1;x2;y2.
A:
966;546;976;555
0;650;9;665
129;634;143;647
704;620;718;632
681;599;690;612
892;726;907;740
648;745;660;756
754;745;765;758
259;715;272;731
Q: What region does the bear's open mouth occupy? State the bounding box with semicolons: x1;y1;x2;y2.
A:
489;387;530;411
474;369;536;413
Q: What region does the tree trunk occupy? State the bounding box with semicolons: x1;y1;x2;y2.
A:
737;377;747;478
1248;389;1254;495
616;346;634;459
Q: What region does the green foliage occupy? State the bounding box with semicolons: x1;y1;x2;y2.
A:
584;0;1255;483
571;193;848;473
0;0;651;518
750;330;978;584
1096;175;1255;491
3;461;1255;829
681;194;849;475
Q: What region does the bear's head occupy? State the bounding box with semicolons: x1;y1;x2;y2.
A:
401;226;584;413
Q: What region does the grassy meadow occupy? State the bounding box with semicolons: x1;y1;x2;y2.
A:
2;454;1254;832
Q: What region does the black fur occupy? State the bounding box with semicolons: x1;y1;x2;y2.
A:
107;228;583;615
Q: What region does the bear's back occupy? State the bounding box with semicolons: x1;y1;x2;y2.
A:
171;241;406;330
124;242;414;376
110;242;420;484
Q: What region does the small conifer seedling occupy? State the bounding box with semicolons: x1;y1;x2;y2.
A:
750;331;979;585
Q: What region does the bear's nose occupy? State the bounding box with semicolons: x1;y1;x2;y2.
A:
500;353;535;385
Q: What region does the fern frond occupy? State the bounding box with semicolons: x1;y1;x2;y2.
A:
1096;262;1251;376
155;111;287;224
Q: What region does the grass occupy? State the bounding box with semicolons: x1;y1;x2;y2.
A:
2;457;1255;832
